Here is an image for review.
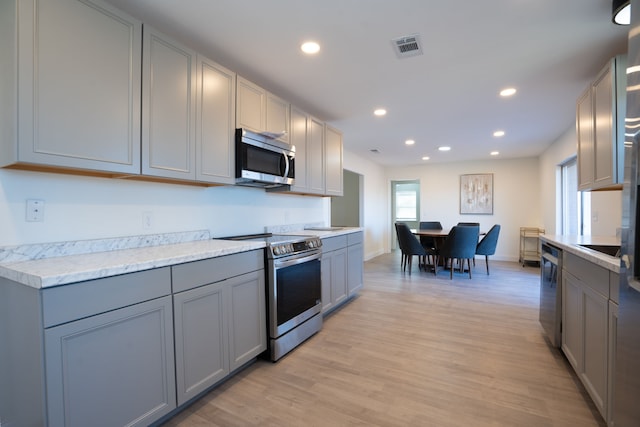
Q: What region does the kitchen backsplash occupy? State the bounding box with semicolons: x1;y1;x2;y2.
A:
0;230;211;264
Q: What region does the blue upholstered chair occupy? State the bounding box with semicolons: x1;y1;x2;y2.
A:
436;225;480;279
475;224;501;275
419;221;442;264
395;222;436;273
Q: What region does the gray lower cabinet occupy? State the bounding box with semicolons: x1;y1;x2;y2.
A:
322;231;364;313
45;296;176;427
562;252;613;420
347;233;364;296
172;250;266;406
42;267;175;427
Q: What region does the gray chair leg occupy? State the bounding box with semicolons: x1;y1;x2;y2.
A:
485;255;490;275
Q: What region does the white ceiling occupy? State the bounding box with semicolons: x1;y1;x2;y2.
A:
104;0;629;166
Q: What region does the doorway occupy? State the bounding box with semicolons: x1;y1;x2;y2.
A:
331;169;363;227
391;180;420;249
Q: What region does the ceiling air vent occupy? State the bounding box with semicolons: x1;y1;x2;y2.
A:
391;34;423;59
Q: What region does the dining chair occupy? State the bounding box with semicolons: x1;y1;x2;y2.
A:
435;225;480;279
475;224;501;275
395;222;436;273
394;222;408;270
419;221;442;264
457;222;480;226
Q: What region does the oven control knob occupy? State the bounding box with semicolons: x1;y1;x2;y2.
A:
273;246;280;255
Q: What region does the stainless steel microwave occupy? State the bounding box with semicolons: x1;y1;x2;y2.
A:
235;128;295;189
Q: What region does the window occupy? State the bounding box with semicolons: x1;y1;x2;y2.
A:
561;157;590;235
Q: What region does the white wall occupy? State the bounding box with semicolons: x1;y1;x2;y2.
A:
342;150;387;260
386;157;541;262
0;169;329;246
539;124;622;236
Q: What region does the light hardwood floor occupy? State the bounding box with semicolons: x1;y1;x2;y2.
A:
161;252;605;427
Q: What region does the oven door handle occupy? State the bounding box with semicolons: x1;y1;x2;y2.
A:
274;251;321;268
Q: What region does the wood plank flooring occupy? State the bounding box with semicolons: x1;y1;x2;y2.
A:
161;252;605;427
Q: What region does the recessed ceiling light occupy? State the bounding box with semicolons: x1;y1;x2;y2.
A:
500;87;517;97
493;130;505;137
374;108;387;116
301;41;320;54
422;156;430;161
438;146;451;152
405;139;415;145
490;151;500;156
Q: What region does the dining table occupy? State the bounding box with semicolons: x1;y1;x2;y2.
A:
410;228;486;272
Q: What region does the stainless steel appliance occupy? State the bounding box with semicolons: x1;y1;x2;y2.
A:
224;233;322;361
618;1;640;425
235;128;295;189
539;242;563;347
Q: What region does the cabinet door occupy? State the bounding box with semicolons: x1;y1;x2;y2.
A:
577;87;594;190
331;248;348;307
308;116;326;195
142;27;197;180
228;270;267;370
593;61;615;188
236;77;266;133
582;284;609;417
348;242;364;296
562;272;583;372
16;0;141;173
196;55;236;184
325;125;344;196
290;106;308;192
45;296;176;427
266;92;290;144
174;282;228;406
321;250;334;312
607;300;618;426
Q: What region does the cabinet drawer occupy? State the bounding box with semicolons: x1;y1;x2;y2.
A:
172;249;263;293
322;235;348;252
610;272;620;304
564;252;609;298
42;267;171;328
347;231;363;246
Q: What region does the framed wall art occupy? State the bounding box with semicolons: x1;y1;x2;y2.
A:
460;173;493;215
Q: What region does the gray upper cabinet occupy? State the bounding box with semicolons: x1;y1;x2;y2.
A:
236;76;290;144
290;106;309;193
577;55;626;191
266;92;291;144
236;76;266;133
0;0;142;174
142;27;197;180
308;116;326;195
325;125;344;197
196;56;236;184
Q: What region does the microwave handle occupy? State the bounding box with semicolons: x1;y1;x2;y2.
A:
282;151;289;178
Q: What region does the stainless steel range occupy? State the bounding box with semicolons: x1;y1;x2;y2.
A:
224;233;323;361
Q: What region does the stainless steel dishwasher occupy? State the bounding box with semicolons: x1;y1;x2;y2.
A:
539;242;562;347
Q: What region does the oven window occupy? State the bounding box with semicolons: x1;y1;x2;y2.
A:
276;259;321;326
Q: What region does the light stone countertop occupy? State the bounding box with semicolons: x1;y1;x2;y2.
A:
0;239;265;289
539;234;621;273
280;227;364;238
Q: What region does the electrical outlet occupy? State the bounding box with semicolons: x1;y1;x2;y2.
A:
142;211;153;229
26;199;45;222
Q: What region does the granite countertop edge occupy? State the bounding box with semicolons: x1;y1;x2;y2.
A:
0;227;364;289
0;239;266;289
540;234;621;273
